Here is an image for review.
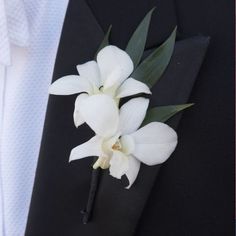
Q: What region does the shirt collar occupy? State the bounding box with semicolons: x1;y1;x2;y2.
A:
0;0;30;66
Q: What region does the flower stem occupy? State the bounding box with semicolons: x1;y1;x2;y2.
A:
81;159;101;224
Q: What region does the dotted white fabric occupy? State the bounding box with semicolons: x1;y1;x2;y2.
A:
0;0;29;65
0;0;69;235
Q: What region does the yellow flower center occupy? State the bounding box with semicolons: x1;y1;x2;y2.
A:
112;141;122;151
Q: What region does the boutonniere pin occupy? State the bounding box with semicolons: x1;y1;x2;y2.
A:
49;8;193;189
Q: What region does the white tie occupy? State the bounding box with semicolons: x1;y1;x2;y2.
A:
0;0;29;66
0;0;29;235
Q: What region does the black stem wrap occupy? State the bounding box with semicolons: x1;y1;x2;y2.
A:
81;159;101;224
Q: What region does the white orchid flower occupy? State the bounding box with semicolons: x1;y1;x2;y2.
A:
69;94;178;188
49;45;151;128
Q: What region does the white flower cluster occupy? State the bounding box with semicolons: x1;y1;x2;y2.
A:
49;46;177;188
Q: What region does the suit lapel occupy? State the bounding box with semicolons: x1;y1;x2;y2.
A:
88;36;210;236
25;0;105;235
26;0;209;235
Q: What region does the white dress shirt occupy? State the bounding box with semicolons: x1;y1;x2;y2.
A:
0;0;68;235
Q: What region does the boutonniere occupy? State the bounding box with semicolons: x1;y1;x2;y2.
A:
49;8;193;189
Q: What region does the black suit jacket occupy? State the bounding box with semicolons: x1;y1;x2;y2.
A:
25;0;234;235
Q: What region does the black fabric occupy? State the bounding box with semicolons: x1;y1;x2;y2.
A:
86;0;177;49
135;1;235;235
25;0;234;235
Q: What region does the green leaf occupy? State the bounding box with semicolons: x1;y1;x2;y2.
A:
142;103;193;126
126;8;155;68
131;27;177;88
95;25;112;58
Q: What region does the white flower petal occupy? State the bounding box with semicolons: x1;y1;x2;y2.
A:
76;61;101;88
97;45;134;89
116;78;151;98
102;68;122;90
73;93;89;127
49;75;93;95
120;135;135;155
125;155;141;189
79;94;119;137
131;122;178;165
119;98;149;135
109;151;129;179
69;136;102;162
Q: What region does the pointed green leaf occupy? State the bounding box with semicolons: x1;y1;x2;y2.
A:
132;27;177;88
142;103;193;126
95;25;112;58
126;8;155;68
